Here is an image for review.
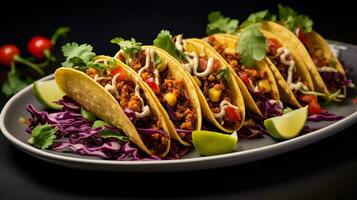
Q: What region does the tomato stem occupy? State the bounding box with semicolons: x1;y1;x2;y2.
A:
14;55;45;75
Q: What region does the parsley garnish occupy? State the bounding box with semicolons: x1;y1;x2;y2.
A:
237;24;267;67
153;30;186;62
206;11;239;35
278;4;313;33
240;10;276;29
28;123;57;149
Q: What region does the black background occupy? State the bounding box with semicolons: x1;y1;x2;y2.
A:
1;0;357;199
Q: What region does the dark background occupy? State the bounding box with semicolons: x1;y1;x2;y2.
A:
1;0;357;199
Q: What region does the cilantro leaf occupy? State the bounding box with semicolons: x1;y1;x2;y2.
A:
28;123;57;149
61;42;96;68
237;25;267;67
216;67;231;83
153;30;186;62
110;37;142;58
240;10;276;29
278;4;313;33
206;11;239;35
154;53;162;65
2;65;32;97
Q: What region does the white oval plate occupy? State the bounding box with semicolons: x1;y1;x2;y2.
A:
1;41;357;172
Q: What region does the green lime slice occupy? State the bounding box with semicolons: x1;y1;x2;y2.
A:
33;79;65;110
192;130;238;156
264;106;308;140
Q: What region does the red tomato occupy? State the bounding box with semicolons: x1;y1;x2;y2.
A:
0;44;20;66
27;36;52;59
300;95;317;103
145;77;160;94
268;38;282;55
225;106;241;122
199;58;220;73
239;72;251;86
308;99;322;115
111;66;127;82
297;28;313;50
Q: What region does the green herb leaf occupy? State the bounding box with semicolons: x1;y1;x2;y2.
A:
240;10;276;29
153;30;186;62
2;65;32;97
99;130;129;142
206;11;239;35
110;37;142;58
61;42;96;68
216;67;231;83
154;53;162;65
51;26;70;45
278;4;313;33
237;25;267;67
28;123;57;149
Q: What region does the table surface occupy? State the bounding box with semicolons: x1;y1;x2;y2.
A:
1;0;357;199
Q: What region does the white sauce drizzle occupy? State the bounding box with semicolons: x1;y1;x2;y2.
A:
213;100;239;119
183;52;213;77
318;66;338;72
175;35;184;51
134;79;151;118
104;73;120;97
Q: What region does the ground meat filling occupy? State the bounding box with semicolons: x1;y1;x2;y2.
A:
127;50;197;139
85;67;169;155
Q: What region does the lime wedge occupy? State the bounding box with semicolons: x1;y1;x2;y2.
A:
33;79;65;110
192;130;238;156
264;106;308;140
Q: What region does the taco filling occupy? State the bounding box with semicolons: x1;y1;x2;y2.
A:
174;35;242;130
85;59;169;155
116;47;197;143
206;35;282;118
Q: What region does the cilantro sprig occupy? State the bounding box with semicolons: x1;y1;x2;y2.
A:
278;4;313;33
28;123;57;149
206;11;239;35
239;10;276;29
61;42;107;71
153;30;186;62
237;24;267;67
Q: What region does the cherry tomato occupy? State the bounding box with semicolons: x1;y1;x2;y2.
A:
27;36;52;59
199;58;220;73
0;44;20;66
268;38;282;55
111;66;127;82
145;77;160;94
297;28;313;50
225;106;241;122
239;72;251;86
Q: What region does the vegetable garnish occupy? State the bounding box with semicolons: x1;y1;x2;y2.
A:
237;24;267;67
28;123;57;149
239;10;276;29
277;4;313;33
110;37;142;58
216;67;231;83
206;11;239;35
2;64;32;96
153;30;186;62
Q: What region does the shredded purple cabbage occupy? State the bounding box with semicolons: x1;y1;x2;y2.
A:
123;108;136;122
308;111;344;122
320;71;353;90
251;92;283;118
26;96;160;161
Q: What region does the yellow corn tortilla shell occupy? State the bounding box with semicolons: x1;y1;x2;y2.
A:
261;21;333;97
182;38;246;133
55;61;171;157
203;33;280;117
260;30;315;108
115;46;202;146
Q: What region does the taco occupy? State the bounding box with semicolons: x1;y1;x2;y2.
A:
261;30;315;108
153;31;245;133
260;6;350;100
204;33;282;118
55;51;172;157
112;39;201;146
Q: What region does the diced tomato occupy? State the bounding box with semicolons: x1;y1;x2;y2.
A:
297;28;313;50
225;106;241;122
145;77;160;94
300;94;317;103
268;38;282;55
239;72;251;86
199;58;220;73
352;97;357;105
300;95;322;115
111;66;127;82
